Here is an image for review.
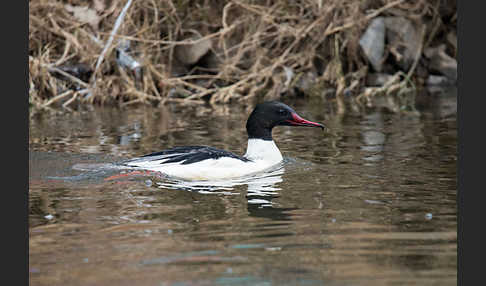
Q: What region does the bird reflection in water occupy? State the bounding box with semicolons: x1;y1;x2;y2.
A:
155;162;295;220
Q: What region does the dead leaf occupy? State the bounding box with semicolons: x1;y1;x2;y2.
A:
93;0;106;13
64;4;101;30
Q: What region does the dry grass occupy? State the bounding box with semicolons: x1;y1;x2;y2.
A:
29;0;454;110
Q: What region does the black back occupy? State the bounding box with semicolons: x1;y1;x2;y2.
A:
126;146;250;165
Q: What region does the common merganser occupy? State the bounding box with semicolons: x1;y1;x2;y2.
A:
121;101;325;181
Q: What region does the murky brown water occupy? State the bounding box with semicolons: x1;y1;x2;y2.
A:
29;88;457;286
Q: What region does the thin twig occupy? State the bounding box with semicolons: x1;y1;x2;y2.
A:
42;90;73;108
62;92;79;108
324;0;405;36
406;24;427;81
91;0;133;85
47;66;89;88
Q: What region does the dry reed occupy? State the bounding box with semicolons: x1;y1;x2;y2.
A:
29;0;455;109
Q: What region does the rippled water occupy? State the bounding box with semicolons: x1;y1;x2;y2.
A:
29;88;457;285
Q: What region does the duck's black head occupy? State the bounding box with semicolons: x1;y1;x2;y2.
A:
246;101;325;140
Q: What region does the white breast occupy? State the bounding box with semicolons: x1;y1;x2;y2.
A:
243;139;283;164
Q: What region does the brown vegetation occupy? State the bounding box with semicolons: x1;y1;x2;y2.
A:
29;0;456;110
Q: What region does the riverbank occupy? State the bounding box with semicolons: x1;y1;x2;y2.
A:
29;0;456;111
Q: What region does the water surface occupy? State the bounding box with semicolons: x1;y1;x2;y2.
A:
29;89;457;285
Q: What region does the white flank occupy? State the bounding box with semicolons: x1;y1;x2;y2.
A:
124;139;284;181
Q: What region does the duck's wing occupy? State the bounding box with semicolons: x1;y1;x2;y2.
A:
122;146;250;166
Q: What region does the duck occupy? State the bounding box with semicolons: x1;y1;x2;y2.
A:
120;101;325;181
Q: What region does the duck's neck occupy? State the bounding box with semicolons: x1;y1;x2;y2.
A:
243;138;283;163
246;111;273;140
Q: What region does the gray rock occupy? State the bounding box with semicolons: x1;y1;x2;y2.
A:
366;73;394;87
174;34;212;66
447;30;457;55
359;17;385;72
197;49;221;70
384;16;421;71
170;57;190;77
116;39;143;82
283;66;294;87
424;44;457;82
295;71;318;92
116;48;141;70
426;75;453;86
321;88;336;98
168;87;191;98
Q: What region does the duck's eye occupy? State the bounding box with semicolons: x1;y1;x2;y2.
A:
278;109;288;115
